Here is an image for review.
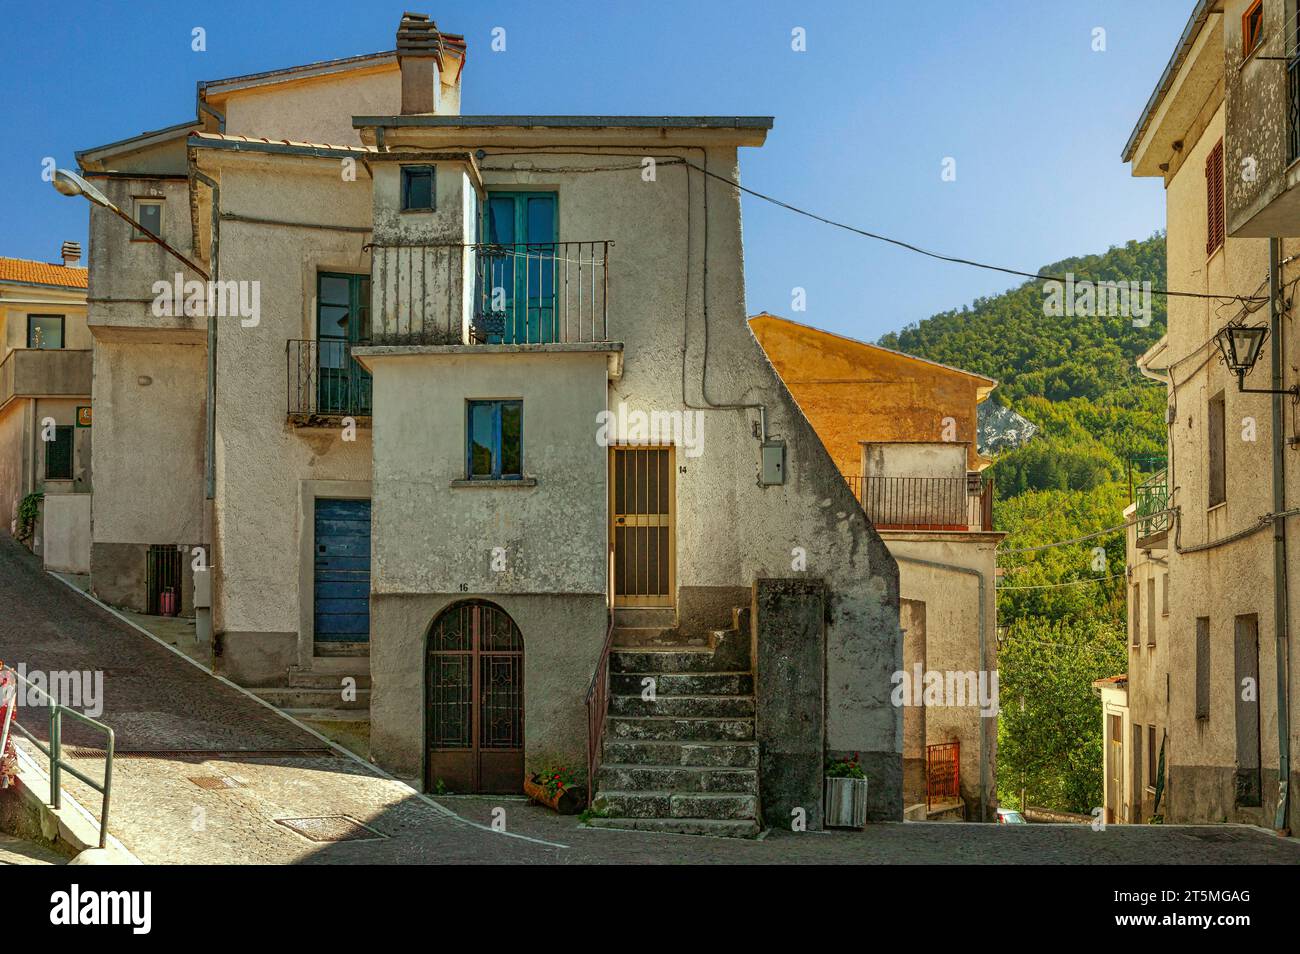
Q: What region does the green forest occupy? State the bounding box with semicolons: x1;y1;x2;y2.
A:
878;233;1169;814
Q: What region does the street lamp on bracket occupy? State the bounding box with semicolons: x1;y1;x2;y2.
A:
1215;323;1297;396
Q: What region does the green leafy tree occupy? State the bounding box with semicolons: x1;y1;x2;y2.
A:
996;618;1128;813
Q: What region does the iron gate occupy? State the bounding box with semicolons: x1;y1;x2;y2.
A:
925;740;960;810
146;544;183;616
426;601;524;794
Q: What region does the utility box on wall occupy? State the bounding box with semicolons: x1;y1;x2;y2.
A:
760;441;786;485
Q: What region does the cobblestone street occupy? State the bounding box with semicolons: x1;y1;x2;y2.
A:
2;536;1298;864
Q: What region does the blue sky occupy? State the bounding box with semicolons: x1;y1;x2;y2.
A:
0;0;1186;340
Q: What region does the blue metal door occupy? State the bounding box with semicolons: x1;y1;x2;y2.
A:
313;498;371;643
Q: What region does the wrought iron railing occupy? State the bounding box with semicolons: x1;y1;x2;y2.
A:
1135;469;1170;539
0;664;115;849
846;474;993;531
926;740;960;811
585;613;617;806
286;338;373;423
368;241;611;346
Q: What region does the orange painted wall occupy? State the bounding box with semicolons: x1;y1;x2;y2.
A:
749;314;993;476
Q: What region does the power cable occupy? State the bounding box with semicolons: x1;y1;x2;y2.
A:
997;572;1126;591
679;160;1267;305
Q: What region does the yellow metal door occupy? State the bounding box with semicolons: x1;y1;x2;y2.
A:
610;446;675;607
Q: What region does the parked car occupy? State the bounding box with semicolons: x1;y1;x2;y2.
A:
996;808;1029;824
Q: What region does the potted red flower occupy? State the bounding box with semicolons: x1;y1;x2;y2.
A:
824;752;868;828
523;764;585;815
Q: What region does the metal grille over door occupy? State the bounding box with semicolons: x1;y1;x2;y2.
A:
611;446;675;606
427;601;524;794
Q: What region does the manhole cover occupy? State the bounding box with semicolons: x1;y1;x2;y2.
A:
274;815;386;843
187;775;245;790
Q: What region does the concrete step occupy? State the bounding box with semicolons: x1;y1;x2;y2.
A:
610;649;729;674
591;790;757;820
608;671;753;696
288;670;371;690
251;687;369;710
603;739;759;769
608;716;753;743
612;627;710;649
613;607;677;629
598;763;758;794
284;708;370;723
584;816;761;839
609;693;754;718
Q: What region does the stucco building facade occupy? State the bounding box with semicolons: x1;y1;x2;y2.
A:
750;314;1001;820
1119;0;1299;832
75;13;904;835
0;250;92;573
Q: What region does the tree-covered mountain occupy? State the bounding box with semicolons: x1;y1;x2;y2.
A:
877;233;1169;813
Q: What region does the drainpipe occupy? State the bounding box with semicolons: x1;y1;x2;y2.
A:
893;554;990;822
192;170;219;504
1270;237;1293;833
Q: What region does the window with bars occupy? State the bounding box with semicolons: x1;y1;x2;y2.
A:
44;426;73;480
1205;139;1225;257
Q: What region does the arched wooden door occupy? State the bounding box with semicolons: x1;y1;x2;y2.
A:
426;601;524;794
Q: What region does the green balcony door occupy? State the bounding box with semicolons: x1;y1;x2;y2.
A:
317;272;372;414
483;192;557;344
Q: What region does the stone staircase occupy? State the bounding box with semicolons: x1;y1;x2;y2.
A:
587;611;761;838
251;667;371;722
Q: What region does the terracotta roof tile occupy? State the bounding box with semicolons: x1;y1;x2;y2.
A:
0;257;88;290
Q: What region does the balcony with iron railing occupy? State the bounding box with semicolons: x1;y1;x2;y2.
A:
846;474;994;532
286;338;372;426
1134;468;1169;546
367;241;612;347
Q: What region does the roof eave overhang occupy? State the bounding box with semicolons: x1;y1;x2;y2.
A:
354;115;773;149
1123;1;1223;175
76;120;199;170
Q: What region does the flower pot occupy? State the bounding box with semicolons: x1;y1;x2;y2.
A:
523;774;586;815
824;776;868;829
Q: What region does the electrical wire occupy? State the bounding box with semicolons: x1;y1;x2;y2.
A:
997;572;1126;591
678;159;1267;305
997;508;1174;554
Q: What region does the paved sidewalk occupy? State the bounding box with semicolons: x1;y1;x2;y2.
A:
0;831;64;865
3;536;1299;864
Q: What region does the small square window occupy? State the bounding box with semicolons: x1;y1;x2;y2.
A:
1242;0;1264;57
134;199;163;240
401;166;435;212
27;314;64;349
467;400;522;480
45;425;73;480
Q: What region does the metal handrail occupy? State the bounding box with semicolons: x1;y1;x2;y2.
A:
584;613;617;806
0;664;115;849
286;338;373;421
368;240;613;346
847;474;994;531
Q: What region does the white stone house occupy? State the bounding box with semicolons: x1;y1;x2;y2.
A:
75;13;903;836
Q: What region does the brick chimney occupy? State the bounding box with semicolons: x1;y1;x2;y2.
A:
60;241;81;267
396;12;444;115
